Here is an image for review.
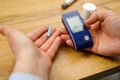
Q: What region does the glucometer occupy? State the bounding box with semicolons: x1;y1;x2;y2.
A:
62;10;93;50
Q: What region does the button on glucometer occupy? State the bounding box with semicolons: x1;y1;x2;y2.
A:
84;35;89;41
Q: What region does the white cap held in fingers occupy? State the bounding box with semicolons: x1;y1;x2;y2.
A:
82;3;97;20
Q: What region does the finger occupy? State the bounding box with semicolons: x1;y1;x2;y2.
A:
90;21;100;30
66;39;74;47
0;25;12;36
60;28;68;34
0;26;20;39
40;30;61;51
0;26;29;42
84;47;91;51
28;26;48;41
0;26;4;35
61;34;71;41
0;26;34;54
34;28;56;47
85;11;107;25
47;37;61;59
0;26;3;34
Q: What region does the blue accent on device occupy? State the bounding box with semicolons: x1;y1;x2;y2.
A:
62;10;93;50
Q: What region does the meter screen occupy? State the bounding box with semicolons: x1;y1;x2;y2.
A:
66;16;84;33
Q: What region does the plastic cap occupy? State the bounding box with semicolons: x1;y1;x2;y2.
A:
82;3;96;20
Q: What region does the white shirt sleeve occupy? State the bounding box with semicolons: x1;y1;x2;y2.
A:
9;72;43;80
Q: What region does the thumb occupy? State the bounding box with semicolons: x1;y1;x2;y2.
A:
0;26;33;54
0;25;11;36
0;25;18;39
0;25;30;42
85;11;107;25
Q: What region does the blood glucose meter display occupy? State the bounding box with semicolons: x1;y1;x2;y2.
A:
66;16;84;33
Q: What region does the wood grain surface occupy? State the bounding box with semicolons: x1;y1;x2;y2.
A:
0;0;120;80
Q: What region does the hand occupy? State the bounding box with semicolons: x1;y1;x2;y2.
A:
60;10;120;56
0;26;61;80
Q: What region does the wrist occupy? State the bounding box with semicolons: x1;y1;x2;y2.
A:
13;55;49;80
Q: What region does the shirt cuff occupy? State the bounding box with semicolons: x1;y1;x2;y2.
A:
9;72;43;80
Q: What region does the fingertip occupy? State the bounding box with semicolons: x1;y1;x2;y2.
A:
60;35;64;40
57;29;62;36
52;27;56;33
28;26;49;41
0;26;2;33
60;35;65;41
0;26;3;36
60;28;68;34
0;25;8;35
85;15;96;25
60;34;70;41
84;48;91;51
56;36;62;43
66;40;74;47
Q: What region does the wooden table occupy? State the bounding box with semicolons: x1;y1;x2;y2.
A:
0;0;120;80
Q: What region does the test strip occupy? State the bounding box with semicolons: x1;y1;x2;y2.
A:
47;26;52;37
